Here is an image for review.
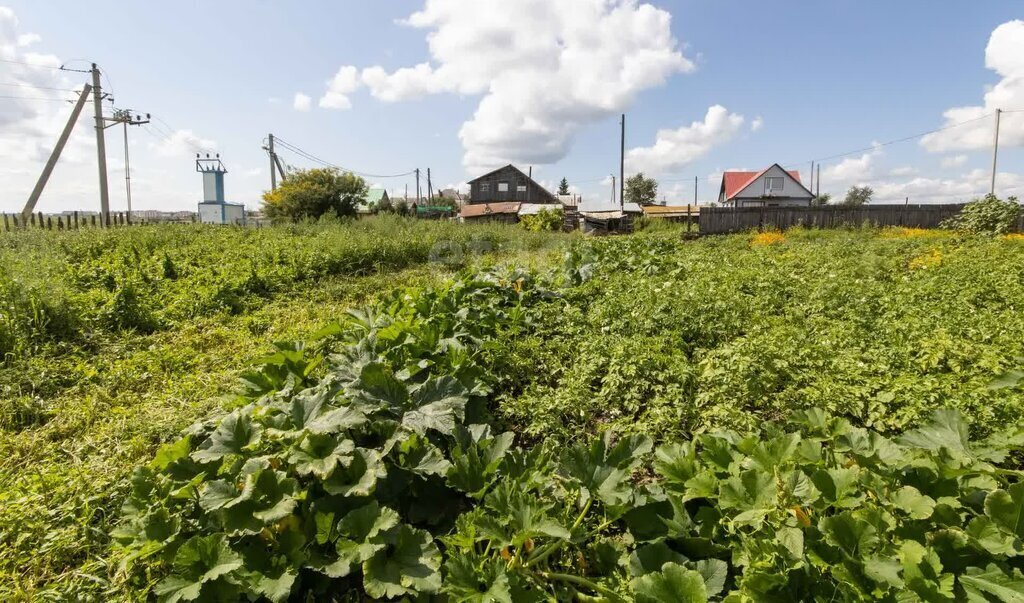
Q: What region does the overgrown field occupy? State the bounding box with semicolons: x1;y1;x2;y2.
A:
4;223;1024;601
495;227;1024;440
0;217;567;600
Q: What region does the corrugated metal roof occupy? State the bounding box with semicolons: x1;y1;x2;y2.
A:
518;203;563;216
460;202;521;218
580;202;643;214
364;189;388;203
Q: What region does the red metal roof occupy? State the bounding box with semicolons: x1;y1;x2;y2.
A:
722;167;802;201
460;202;521;218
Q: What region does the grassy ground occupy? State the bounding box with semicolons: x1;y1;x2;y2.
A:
0;218;569;600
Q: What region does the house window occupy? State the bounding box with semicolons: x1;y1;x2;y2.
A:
480;182;491;193
765;177;784;194
517;184;527;193
498;182;509;193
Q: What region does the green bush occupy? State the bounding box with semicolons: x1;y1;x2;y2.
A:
520;207;564;232
943;194;1022;235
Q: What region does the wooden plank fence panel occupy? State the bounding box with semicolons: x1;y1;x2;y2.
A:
698;204;972;235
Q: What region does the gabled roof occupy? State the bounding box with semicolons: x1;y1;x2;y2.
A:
460;202;521;218
467;164;557;202
364;189;389;204
468;164;531;184
721;165;808;201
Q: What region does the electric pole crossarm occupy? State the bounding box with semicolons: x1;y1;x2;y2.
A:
21;84;94;220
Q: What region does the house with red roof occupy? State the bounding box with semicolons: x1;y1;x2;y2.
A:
718;164;813;207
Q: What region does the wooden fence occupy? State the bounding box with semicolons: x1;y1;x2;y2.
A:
1;211;169;231
698;204;977;235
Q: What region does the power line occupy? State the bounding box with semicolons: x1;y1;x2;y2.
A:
0;81;79;92
784;112;995;168
0;93;77;102
272;136;415;178
0;57;63;70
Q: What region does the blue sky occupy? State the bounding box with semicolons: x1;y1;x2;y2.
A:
1;1;1022;213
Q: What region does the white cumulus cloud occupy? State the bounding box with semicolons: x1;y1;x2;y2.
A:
148;130;217;158
293;92;312;112
319;66;361;110
322;0;694;173
940;154;968;168
625;105;745;175
921;20;1024;152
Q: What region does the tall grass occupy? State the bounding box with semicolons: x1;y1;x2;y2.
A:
0;216;564;360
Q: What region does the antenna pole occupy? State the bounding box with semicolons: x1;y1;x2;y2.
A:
91;64;111;226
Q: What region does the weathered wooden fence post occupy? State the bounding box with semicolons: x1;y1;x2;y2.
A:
3;213;9;232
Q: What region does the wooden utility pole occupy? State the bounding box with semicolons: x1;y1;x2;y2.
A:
91;64;111;226
427;168;433;202
415;168;421;203
694;175;698;205
21;84;93;221
991;108;1002;195
816;164;821;198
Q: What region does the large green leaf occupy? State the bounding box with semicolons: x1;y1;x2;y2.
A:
985;483;1024;541
443;555;513;603
718;469;776;527
960;564;1024;602
314;502;400;578
155;534;242;603
348;361;410;410
632;562;708;603
393;432;453;477
559;432;651;507
363;524;442;599
447;425;515;498
191;411;262;463
819;512;878;557
286;433;355;478
402;377;468;436
899;408;972;459
891;485;936;520
323;448;386;497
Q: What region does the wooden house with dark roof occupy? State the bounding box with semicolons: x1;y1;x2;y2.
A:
467;164;557;204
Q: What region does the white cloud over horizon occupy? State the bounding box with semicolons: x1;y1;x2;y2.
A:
921;20;1024;152
625;105;745;175
317;0;694;174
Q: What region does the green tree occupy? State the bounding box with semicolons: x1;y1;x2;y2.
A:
557;178;570;196
375;195;394;214
624;173;658;205
262;168;367;221
810;193;832;207
841;186;873;207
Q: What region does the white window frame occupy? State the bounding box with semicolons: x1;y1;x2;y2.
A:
516;184;527;193
480;182;491;193
498;182;509;193
765;177;784;194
